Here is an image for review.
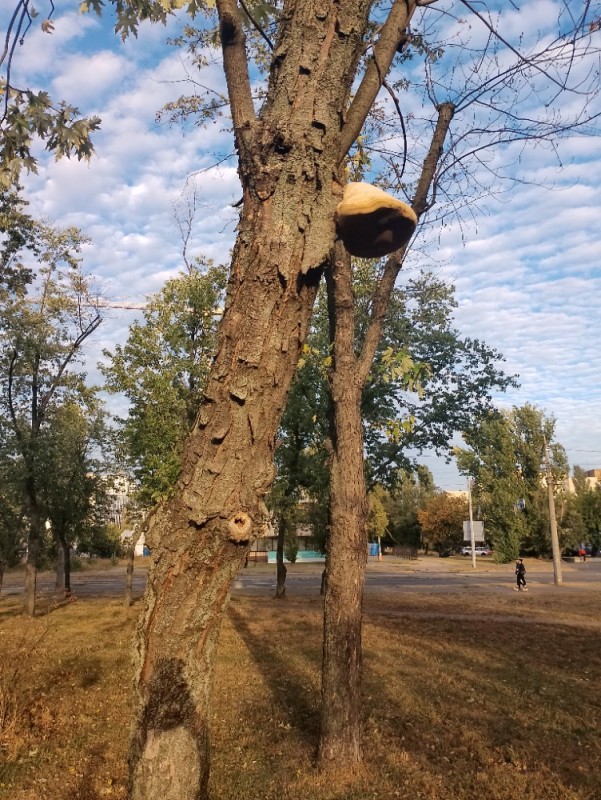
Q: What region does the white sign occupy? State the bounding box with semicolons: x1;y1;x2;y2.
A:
463;521;484;541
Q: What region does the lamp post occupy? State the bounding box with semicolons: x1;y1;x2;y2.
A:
543;437;563;586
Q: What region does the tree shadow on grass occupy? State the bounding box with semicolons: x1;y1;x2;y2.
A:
362;611;601;795
227;604;321;748
61;743;107;800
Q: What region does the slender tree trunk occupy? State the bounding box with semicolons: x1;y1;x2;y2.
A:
64;539;71;594
317;101;455;766
275;517;287;599
123;535;137;608
55;536;65;592
318;243;368;767
54;533;71;594
0;558;5;596
24;479;41;617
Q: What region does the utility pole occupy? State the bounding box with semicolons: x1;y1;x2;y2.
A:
468;478;476;569
543;437;563;586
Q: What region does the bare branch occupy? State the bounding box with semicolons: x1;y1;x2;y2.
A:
239;0;273;51
356;102;455;387
36;313;102;426
458;0;570;93
382;81;408;183
338;0;418;163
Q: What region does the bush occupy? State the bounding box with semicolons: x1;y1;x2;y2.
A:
284;531;299;564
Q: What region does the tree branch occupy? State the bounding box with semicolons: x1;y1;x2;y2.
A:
7;348;23;445
36;314;102;425
356;101;455;387
382;80;408;183
338;0;417;163
216;0;257;156
239;0;273;50
458;0;569;94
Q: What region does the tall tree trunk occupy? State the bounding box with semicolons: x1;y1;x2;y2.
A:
0;558;5;596
275;516;287;599
55;536;65;592
123;534;138;608
63;539;71;594
318;243;367;767
24;478;41;617
55;533;71;594
126;5;378;796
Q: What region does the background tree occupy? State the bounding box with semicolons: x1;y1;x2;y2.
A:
0;211;102;615
379;466;436;549
456;405;568;561
280;255;514;762
101;261;226;506
0;434;25;594
367;485;388;557
0;187;38;294
270;339;330;598
417;492;468;554
566;466;601;553
37;397;111;594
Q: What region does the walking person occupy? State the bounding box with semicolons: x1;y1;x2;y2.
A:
515;558;527;591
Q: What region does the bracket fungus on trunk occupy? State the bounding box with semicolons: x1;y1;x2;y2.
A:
335;182;417;259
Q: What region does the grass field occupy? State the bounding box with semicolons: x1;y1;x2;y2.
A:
0;584;600;800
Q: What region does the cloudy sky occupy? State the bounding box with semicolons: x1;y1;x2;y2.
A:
3;0;601;490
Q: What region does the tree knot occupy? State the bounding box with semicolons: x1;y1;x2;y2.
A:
226;512;252;543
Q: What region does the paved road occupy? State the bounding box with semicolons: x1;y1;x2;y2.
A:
2;557;599;601
234;559;601;596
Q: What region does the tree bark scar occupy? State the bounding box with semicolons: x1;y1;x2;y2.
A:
130;658;207;800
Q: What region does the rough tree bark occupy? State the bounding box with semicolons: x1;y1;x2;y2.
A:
317;102;455;767
127;4;385;799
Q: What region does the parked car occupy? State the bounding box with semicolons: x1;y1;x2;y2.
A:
461;545;492;556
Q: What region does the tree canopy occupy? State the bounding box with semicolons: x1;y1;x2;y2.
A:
0;190;104;612
101;260;226;505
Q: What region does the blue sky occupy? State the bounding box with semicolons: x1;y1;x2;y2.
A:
3;0;601;490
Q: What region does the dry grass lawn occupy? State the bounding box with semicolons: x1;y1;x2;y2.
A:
0;587;600;800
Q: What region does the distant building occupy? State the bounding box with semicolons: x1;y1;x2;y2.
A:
120;529;147;556
563;469;600;494
585;469;601;482
105;474;136;527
